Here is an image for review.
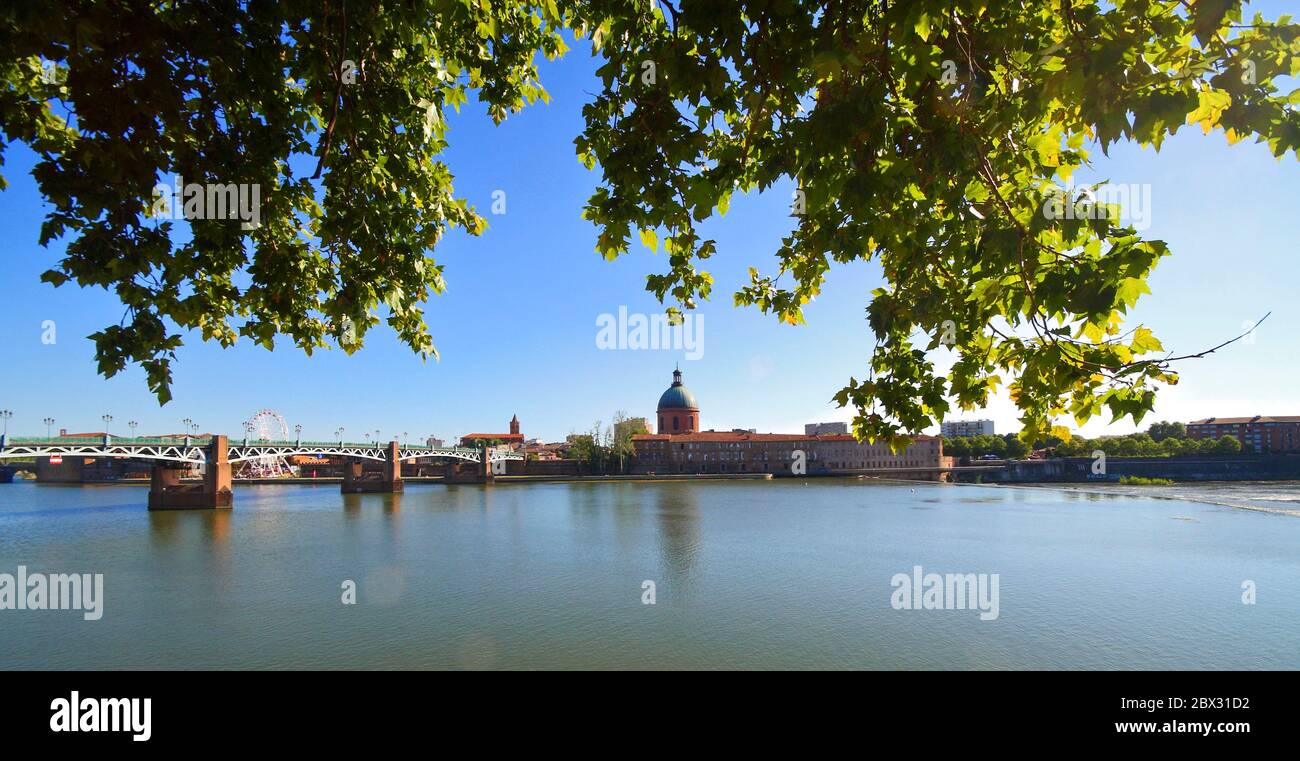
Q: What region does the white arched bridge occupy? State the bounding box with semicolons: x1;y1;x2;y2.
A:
0;434;523;465
0;433;523;509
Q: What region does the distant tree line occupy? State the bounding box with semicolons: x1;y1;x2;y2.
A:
1052;432;1242;457
565;412;647;475
940;434;1030;460
943;421;1246;460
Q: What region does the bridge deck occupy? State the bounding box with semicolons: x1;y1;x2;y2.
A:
0;436;522;464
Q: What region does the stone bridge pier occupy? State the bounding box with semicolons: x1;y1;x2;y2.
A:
149;435;233;510
341;441;404;494
443;446;498;484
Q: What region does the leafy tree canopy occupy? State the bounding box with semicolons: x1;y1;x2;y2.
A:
3;1;1297;444
1;0;566;402
1052;429;1242;456
1146;419;1187;440
577;0;1297;445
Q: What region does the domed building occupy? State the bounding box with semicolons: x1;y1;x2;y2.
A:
657;367;699;434
631;365;946;477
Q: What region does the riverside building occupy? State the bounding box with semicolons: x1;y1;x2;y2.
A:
631;369;945;477
1188;415;1300;453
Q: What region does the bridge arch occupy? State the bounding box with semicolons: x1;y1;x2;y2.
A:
0;443;206;464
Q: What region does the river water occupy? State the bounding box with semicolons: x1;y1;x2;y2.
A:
0;479;1296;669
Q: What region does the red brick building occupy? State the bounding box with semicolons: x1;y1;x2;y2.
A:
1187;416;1300;453
631;430;945;475
631;368;944;476
460;415;525;449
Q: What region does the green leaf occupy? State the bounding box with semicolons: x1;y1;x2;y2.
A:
639;228;658;252
914;13;931;41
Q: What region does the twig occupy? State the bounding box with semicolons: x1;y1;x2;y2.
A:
313;0;347;179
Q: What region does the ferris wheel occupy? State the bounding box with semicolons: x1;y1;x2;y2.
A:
241;409;293;478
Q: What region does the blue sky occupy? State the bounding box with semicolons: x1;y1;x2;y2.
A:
1;15;1297;444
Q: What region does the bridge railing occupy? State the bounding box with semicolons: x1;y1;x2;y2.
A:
3;436;213;446
0;436;490;457
250;439;379;448
402;446;488;456
231;439;389;449
235;440;482;453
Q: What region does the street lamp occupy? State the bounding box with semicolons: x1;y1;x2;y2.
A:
128;420;138;439
294;424;303;443
0;410;12;436
43;417;55;439
335;427;344;445
402;431;408;445
182;418;193;439
101;414;113;433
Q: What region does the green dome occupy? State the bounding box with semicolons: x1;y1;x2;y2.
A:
657;369;698;410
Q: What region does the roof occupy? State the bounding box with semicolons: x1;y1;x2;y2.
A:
289;455;331;464
460;433;525;441
1189;416;1300;425
657;368;699;411
632;430;937;443
657;385;698;411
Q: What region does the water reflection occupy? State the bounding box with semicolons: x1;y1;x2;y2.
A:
148;508;231;553
4;480;1300;669
342;492;364;518
612;483;647;549
145;508;234;598
340;491;402;516
568;482;613;547
203;509;232;546
654;483;701;579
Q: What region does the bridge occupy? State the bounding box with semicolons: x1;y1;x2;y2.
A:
0;433;524;509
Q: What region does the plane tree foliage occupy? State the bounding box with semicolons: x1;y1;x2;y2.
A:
0;0;566;402
576;0;1298;444
2;1;1298;446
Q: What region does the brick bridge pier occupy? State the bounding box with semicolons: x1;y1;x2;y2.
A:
149;435;233;510
341;441;405;494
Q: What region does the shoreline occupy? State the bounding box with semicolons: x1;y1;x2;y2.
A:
9;473;1300;516
917;478;1300;518
12;472;777;486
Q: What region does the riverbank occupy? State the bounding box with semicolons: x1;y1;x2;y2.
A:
23;472;775;486
14;471;1300;516
971;453;1300;483
493;473;774;484
925;478;1300;518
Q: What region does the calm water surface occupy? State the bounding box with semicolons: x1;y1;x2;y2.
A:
0;479;1297;669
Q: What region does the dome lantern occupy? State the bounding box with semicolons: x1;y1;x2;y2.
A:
656;366;699;434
